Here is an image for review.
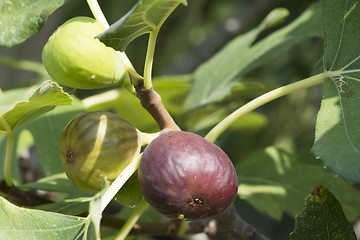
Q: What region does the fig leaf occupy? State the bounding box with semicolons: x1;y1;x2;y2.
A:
0;0;69;47
98;0;187;51
0;80;72;133
289;185;356;240
0;195;95;239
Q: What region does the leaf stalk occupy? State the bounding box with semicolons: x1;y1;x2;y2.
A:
205;73;326;143
86;0;110;28
143;29;160;89
115;199;149;240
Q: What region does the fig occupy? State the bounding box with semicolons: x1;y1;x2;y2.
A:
60;111;141;193
138;130;238;220
42;17;129;89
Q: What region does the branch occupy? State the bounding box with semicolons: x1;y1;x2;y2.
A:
101;217;181;236
135;80;180;131
214;204;270;240
101;204;270;240
0;180;52;207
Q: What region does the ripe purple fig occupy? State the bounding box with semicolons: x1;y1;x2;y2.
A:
138;130;238;220
60;111;141;193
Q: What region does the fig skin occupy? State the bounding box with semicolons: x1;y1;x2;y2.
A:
42;17;129;89
138;130;238;220
60;111;141;193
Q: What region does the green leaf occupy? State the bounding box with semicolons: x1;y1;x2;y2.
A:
24;97;84;176
289;185;356;240
0;195;94;239
185;2;322;109
21;173;85;194
0;80;72;133
35;199;90;216
114;171;143;208
0;0;68;47
312;0;360;182
236;147;360;221
0;97;84;186
21;173;92;215
98;0;187;51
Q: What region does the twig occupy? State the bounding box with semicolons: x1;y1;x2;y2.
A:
214;204;270;240
101;204;270;240
135;80;180;131
101;216;181;236
0;180;52;207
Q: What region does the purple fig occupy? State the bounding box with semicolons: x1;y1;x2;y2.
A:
138;130;238;220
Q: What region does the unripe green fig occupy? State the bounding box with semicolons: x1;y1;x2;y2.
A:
60;111;141;193
42;17;129;89
138;130;238;220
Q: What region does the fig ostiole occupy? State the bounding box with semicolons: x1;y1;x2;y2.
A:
138;130;238;221
42;16;130;89
60;111;141;193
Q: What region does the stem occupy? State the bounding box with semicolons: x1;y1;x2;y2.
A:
86;0;110;28
0;180;53;206
115;199;149;240
177;221;190;236
212;204;270;240
143;30;160;89
119;52;143;83
140;131;160;146
100;154;141;212
205;73;326;143
136;85;180;130
135;30;180;130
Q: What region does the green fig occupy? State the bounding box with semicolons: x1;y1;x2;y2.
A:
60;111;141;193
42;17;129;89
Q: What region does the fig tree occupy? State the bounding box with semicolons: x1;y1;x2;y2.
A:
138;130;238;220
42;16;130;89
60;111;141;193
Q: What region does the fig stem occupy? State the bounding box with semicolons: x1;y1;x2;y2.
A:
140;131;161;146
86;0;110;29
136;30;181;130
115;199;149;240
142;29;160;89
205;72;326;143
136;85;180;131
